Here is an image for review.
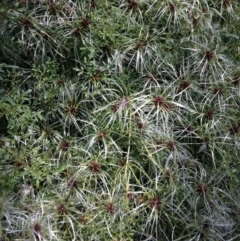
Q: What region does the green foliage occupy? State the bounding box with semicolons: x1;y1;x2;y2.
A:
0;0;240;240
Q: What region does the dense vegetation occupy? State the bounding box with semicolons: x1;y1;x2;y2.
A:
0;0;240;240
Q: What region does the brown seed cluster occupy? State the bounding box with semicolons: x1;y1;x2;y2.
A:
21;19;33;29
167;141;176;151
60;141;69;151
89;161;101;173
153;96;173;110
68;179;78;189
127;193;135;201
169;3;176;13
58;203;68;215
197;183;207;195
204;50;214;61
32;223;41;233
149;196;162;209
128;1;138;11
69;106;77;115
179;81;190;91
81;18;90;28
205;110;214;120
105;202;115;214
